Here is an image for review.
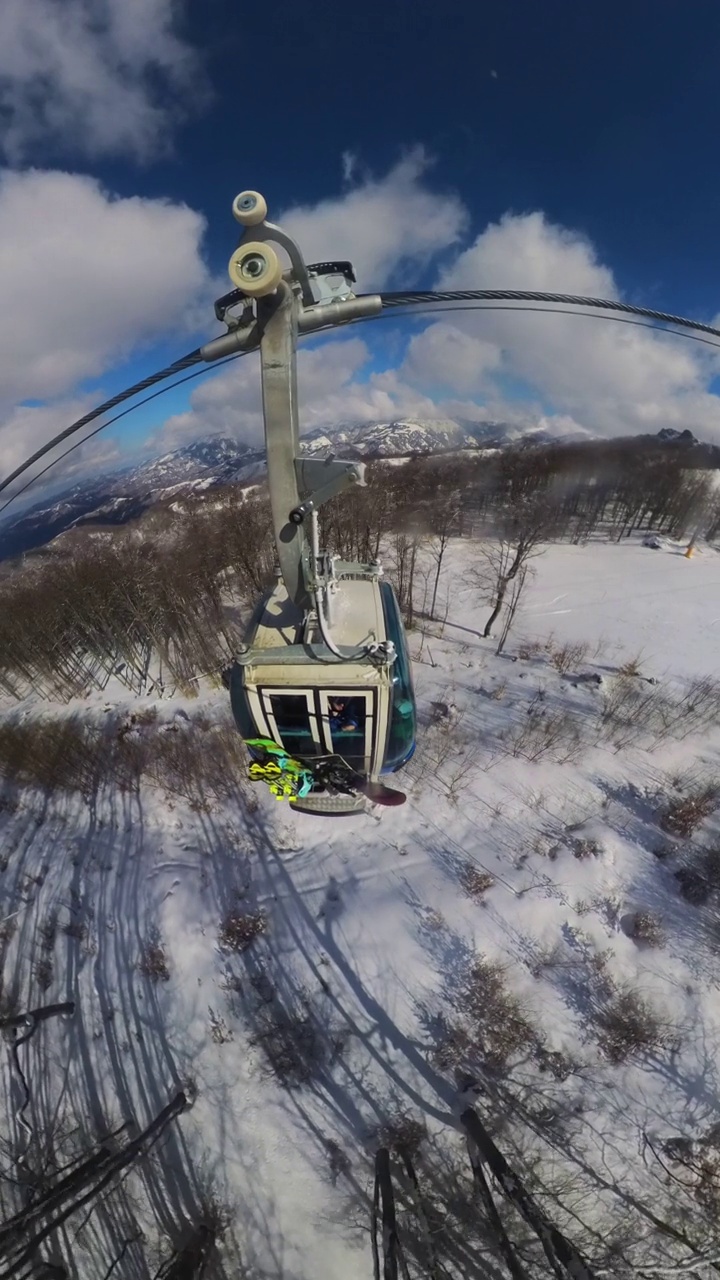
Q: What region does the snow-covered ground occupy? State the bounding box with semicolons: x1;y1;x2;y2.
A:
2;534;720;1276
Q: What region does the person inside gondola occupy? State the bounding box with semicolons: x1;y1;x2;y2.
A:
328;697;359;733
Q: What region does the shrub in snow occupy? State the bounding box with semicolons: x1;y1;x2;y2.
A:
460;865;495;899
38;911;58;952
617;652;645;677
34;957;53;992
528;941;567;978
376;1114;427;1157
535;1045;575;1081
324;1138;352;1185
662;1136;720;1215
252;1007;333;1087
487;680;508;701
218;910;267;953
571;838;602;860
0;716;103;793
0;987;19;1021
505;695;581;763
663;1136;695;1163
596;989;669;1064
662;786;720;837
208;1007;233;1044
138;938;170;983
598;675;659;747
0;917;17;946
674;868;711;907
602;676;720;750
628;911;666;948
134;706;160;727
431;1020;476;1073
446;957;535;1070
63;920;88;943
550;640;589;675
423;909;446;932
516;639;544;661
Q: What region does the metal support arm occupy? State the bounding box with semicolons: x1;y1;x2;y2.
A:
258;284;308;612
290;458;366;524
225;191;386;622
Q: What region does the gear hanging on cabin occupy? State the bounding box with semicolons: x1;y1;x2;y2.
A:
244;738;315;802
247;760;307;802
243;738;407;806
244;737;358;801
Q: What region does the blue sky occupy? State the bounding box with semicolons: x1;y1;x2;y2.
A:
105;0;720;312
2;0;720;502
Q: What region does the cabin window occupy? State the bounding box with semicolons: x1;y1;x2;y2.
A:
326;695;368;770
268;694;320;758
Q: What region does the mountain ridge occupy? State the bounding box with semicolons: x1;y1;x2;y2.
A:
1;417;717;562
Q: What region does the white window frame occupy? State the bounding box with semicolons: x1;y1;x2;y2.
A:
318;689;375;773
259;688;324;755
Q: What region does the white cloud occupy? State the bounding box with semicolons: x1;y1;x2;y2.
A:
442;211;616;296
0;396;121;497
341;151;358;185
0;168;212;406
401;322;502;394
0;0;204;163
278;148;468;291
155;336;441;452
9;160;720;511
435;211;720;441
258;174;720;443
158;205;720;458
0;168;215;497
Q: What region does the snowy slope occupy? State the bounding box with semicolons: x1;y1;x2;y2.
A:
2;535;720;1275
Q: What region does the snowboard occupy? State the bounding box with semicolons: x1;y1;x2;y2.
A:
354;778;407;806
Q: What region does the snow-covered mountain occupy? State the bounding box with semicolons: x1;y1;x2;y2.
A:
1;417;714;562
0;420;511;560
300;416;589;456
302;418;477;456
655;427;698;445
133;437;259;488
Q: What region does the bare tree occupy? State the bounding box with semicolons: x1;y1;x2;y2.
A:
476;514;547;644
426;489;462;619
495;563;530;657
477;490;560;641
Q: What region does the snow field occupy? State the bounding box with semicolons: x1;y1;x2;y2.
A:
1;535;720;1275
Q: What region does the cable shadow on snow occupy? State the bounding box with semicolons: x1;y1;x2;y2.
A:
240;803;667;1278
396;842;714;1265
0;778;245;1280
216;808;518;1280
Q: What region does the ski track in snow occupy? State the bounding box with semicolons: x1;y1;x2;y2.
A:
1;535;720;1275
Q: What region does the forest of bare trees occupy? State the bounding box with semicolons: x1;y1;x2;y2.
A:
0;438;718;703
0;494;275;702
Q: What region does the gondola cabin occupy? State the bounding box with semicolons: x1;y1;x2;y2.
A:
229;575;416;813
